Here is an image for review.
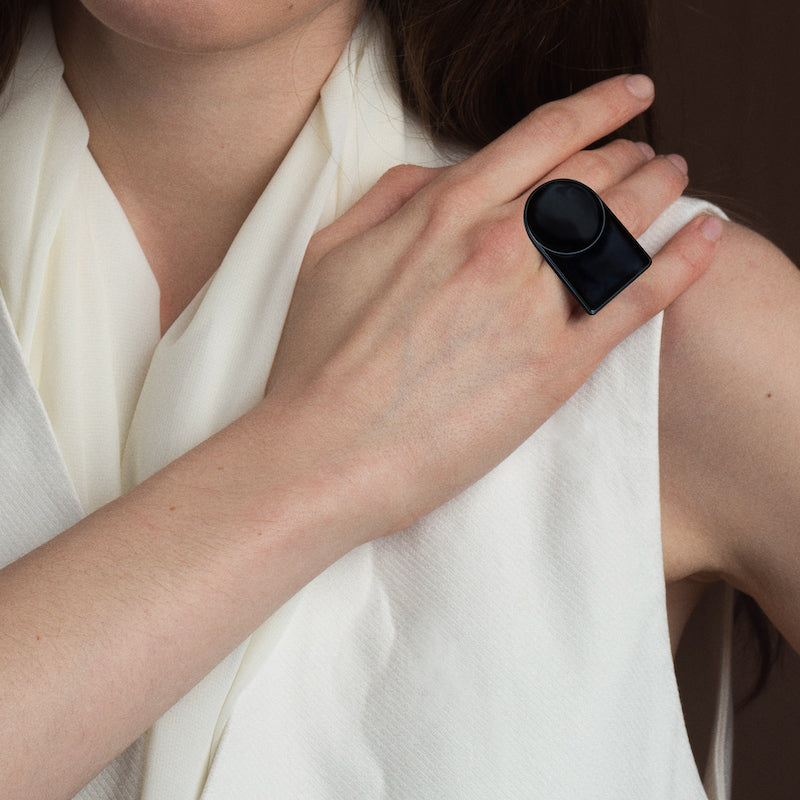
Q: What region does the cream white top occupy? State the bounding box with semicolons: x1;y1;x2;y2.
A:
0;10;731;800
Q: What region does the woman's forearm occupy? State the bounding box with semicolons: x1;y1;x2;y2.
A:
0;400;367;800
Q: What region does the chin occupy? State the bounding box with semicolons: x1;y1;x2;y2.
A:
71;0;330;54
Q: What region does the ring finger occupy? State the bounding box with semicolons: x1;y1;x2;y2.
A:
598;153;688;238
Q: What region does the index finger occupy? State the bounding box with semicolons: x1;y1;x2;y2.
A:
453;74;655;206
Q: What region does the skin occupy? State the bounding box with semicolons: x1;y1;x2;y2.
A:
1;0;797;797
660;222;800;646
52;0;364;332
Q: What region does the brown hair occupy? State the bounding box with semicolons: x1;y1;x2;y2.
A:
369;0;653;150
0;0;34;92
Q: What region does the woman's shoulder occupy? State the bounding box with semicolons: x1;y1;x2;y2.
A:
659;215;800;649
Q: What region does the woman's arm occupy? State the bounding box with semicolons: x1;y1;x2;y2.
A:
660;221;800;651
0;75;717;800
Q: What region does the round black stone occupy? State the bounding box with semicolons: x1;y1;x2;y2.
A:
525;180;605;255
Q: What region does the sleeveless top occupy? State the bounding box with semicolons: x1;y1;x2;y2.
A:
0;10;732;800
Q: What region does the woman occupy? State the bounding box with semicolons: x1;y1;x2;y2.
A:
0;1;797;798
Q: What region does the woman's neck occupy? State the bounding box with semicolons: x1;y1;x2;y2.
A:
51;0;363;333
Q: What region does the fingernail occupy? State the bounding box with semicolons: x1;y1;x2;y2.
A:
700;215;724;242
666;153;689;176
635;141;656;159
625;74;654;99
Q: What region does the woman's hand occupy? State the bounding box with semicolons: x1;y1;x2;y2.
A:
264;74;721;543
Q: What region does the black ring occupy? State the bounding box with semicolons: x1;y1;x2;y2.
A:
523;179;652;314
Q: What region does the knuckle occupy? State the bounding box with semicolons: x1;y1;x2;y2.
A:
615;273;661;319
574;149;614;187
629;275;661;309
562;148;595;175
589;153;616;186
485;214;524;260
612;137;638;153
609;193;641;233
609;138;645;164
571;140;642;186
652;157;688;197
465;215;526;282
599;84;636;123
376;164;411;192
531;103;581;144
672;222;714;275
376;163;437;206
381;163;431;189
665;160;689;194
641;158;684;198
424;175;482;228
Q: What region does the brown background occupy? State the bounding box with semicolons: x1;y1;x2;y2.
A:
651;0;800;264
650;1;800;797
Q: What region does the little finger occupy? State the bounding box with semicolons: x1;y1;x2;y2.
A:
570;214;723;347
307;164;442;261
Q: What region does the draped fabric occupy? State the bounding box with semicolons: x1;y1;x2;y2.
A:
0;10;731;800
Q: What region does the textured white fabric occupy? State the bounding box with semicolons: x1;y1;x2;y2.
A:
0;9;732;800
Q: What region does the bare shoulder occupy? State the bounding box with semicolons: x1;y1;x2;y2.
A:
659;220;800;649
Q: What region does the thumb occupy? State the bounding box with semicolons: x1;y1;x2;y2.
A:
309;164;442;257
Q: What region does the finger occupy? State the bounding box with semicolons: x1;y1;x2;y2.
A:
538;139;655;196
506;148;685;259
310;164;442;256
570;214;724;348
490;145;679;324
599;154;689;238
449;74;655;205
510;146;688;314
